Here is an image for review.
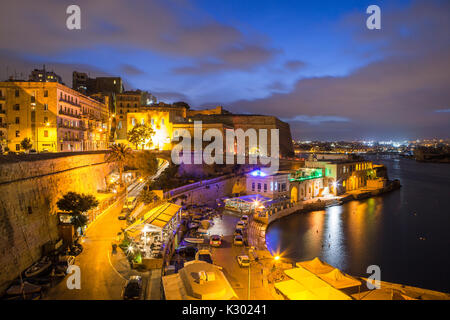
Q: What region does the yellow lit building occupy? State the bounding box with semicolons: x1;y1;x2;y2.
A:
116;104;187;150
0;81;109;152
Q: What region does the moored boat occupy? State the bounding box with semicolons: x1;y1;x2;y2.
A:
24;257;52;278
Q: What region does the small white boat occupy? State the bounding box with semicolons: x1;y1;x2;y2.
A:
197;228;208;235
184;237;206;244
24;257;52;278
6;281;42;296
188;222;199;229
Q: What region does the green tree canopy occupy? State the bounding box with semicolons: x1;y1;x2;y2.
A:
20;137;33;151
56;192;99;235
128;123;154;150
106;143;133;186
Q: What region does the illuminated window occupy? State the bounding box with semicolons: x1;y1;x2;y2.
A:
161;118;165;125
131;118;136;126
44;130;48;137
141;118;145;125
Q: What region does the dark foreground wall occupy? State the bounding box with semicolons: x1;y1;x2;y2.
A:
0;153;115;294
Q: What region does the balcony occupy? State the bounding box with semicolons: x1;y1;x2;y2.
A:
59;97;81;107
59;109;81;119
58;123;87;131
62;137;81;142
0;95;5;101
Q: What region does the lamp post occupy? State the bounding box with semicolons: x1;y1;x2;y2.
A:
247;254;280;300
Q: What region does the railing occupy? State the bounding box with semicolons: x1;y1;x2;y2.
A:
59;110;81;119
59;97;81;107
58;123;87;131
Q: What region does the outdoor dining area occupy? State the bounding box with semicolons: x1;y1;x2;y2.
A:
125;202;181;264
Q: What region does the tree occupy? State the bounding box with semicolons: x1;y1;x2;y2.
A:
20;137;33;151
138;188;158;204
57;192;99;235
133;151;159;177
128;124;154;150
106;143;133;186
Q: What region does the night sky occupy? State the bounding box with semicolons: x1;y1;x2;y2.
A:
0;0;449;140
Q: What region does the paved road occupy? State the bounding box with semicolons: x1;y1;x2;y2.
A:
44;182;148;300
208;211;274;300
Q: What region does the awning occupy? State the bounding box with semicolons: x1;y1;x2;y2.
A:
282;265;352;300
126;202;181;234
296;257;335;274
317;268;361;289
275;280;319;300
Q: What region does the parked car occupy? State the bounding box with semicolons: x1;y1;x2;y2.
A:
240;215;249;224
233;235;244;246
234;228;244;237
236;221;246;230
122;276;142;300
237;255;251;267
195;249;213;264
209;235;222;247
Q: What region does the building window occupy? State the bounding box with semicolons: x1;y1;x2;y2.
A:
151;118;154;126
15;89;19;97
14;104;20;111
31;95;35;103
118;121;122;129
16;144;20;151
15;130;20;137
15;117;20;124
264;184;267;192
161;118;165;125
44;90;48;97
44;104;48;110
131;118;136;126
282;183;286;192
257;183;261;191
270;182;273;191
44;116;48;123
44;130;48;137
141;118;145;125
252;182;255;191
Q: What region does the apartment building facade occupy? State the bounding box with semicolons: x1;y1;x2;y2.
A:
0;81;109;152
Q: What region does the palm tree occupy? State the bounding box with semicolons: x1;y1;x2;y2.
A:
106;143;133;186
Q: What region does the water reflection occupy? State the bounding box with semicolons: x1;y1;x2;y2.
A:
266;157;450;292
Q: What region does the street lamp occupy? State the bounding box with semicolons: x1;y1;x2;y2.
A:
247;254;281;300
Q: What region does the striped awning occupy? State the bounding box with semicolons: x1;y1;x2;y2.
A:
126;202;181;232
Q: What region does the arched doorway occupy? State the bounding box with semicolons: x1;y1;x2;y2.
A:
290;186;298;203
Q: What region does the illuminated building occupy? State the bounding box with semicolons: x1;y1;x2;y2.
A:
304;159;374;195
246;169;290;199
0;81;109;152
